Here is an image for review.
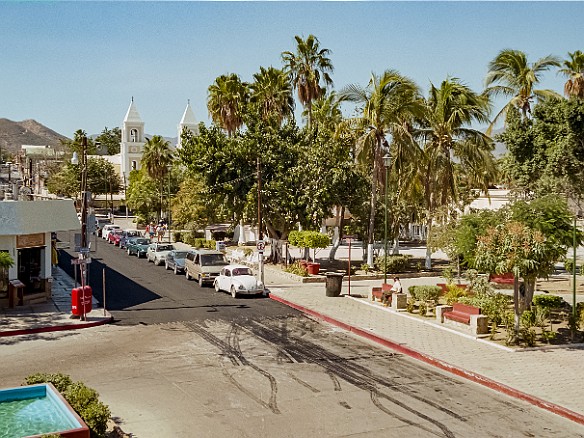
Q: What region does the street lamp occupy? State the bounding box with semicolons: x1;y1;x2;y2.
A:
383;152;392;285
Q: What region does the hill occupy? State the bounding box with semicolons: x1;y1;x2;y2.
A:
0;118;69;159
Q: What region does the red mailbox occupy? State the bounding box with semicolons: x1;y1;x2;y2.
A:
71;286;92;316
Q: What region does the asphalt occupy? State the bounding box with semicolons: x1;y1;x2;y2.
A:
2;236;584;428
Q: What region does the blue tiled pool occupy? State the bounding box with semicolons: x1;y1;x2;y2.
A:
0;384;85;438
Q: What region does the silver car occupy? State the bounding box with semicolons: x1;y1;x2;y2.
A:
165;250;190;274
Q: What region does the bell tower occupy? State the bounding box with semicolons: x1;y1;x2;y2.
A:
177;100;198;148
120;97;145;177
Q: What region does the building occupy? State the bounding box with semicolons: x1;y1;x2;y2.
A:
0;199;80;308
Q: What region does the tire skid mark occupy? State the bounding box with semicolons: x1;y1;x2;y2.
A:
287;372;320;394
246;319;461;437
327;370;342;392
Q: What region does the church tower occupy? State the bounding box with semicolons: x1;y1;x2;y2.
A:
120;98;145;178
177;100;198;148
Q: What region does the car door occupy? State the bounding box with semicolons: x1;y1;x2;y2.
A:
219;267;230;291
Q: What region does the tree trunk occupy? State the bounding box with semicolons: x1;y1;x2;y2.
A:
329;206;345;261
513;276;520;334
367;165;377;267
424;217;433;270
268;238;285;264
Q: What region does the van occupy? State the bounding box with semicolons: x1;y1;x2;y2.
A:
185;249;228;287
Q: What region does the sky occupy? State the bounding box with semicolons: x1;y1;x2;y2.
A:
1;1;582;139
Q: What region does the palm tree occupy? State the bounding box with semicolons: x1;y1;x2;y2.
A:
249;66;295;126
304;91;343;134
282;34;333;127
341;70;424;265
418;78;496;268
207;74;249;136
559;50;584;98
141;135;174;221
484;49;561;133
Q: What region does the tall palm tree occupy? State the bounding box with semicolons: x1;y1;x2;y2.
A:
484;49;561;133
249;66;295;126
141;135;174;221
207;74;249;136
559;50;584;98
418;78;496;268
282;34;334;127
341;70;424;265
304;91;343;134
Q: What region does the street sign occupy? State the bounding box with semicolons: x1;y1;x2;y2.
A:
256;240;265;252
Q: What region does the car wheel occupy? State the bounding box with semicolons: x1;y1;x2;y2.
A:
165;262;170;270
156;258;162;266
198;275;204;287
127;248;132;256
214;281;221;292
231;286;238;298
185;270;191;281
174;265;179;275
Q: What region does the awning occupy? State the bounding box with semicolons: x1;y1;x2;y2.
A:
0;200;80;235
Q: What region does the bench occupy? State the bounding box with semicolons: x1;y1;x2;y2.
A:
488;272;514;284
443;303;480;324
371;287;383;302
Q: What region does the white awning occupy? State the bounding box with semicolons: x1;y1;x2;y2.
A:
0;200;80;235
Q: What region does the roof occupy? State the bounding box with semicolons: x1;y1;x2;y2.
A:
179;102;197;127
0;199;80;235
123;99;143;124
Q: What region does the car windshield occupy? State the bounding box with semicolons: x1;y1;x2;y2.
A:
136;239;150;245
201;254;228;266
174;251;189;259
231;268;253;276
157;245;174;251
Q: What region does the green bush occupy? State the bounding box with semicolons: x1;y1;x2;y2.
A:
408;285;441;302
23;373;110;438
243;248;254;257
288;230;329;259
533;294;563;309
360;263;372;273
459;292;511;326
375;255;412;274
284;261;308;277
564;258;580;274
444;284;468;305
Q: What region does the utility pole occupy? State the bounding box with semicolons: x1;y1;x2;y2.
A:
257;157;264;284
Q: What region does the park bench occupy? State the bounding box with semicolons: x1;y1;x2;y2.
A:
371;287;383;302
437;303;489;335
488;272;514;284
443;302;480;324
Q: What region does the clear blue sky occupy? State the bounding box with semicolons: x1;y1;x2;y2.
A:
1;1;582;138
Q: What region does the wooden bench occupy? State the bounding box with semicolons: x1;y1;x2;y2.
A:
371;287;383;302
443;303;481;324
488;272;514;284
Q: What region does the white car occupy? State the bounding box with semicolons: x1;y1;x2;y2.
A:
146;243;175;266
101;224;121;240
214;264;264;298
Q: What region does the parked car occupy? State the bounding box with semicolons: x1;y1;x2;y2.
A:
119;230;142;249
185;249;228;286
146;243;175;265
94;217;111;236
214;265;264;298
126;237;151;258
101;224;121;240
165;250;190;274
107;229;124;245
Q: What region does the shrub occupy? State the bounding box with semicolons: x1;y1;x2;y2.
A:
375;255;412;274
360;263;372;273
408;285;441;302
532;294;563;309
418;301;428;317
459;292;511;326
465;269;494;296
564;258;580;274
243;248;254;257
173;231;182;242
23;373;110;438
289;230;329;260
284;261;308;277
444;284;468;305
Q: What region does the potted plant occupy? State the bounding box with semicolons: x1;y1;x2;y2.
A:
0;252;15;298
288;231;330;275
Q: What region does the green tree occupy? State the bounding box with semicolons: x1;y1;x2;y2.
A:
559;50;584;99
341;70;423;265
60;129;98;156
141;135;174;221
485;49;561;132
417;77;495;268
207;73;249;136
95;126;121;155
126;169;158;224
249;66;294;126
282;34;333;127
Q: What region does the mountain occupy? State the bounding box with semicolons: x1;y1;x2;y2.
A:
0;118;70;158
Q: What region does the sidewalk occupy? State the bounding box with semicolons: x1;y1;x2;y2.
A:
0;266;112;337
266;275;584;426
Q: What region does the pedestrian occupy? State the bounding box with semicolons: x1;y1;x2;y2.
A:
381;277;402;306
148;222;156;241
157;223;166;242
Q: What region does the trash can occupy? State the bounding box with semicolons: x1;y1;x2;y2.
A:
325;272;344;297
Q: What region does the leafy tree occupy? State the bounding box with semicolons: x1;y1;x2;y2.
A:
282;34;333;127
559;50;584;99
207;73;249;136
172;173;222;231
141;135;174;221
249;66;294;127
484;49;561;132
60;129;98;156
126;168;158;224
95;126;121;155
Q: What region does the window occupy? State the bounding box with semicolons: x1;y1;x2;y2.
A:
130;129;138;142
232;268;252;276
131;161;137;170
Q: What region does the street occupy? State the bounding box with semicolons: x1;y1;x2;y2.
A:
0;235;582;437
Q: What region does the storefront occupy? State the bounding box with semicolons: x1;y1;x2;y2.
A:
0;199;80;307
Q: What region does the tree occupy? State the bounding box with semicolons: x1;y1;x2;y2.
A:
341;70;424;264
141;135;174;221
484;49;561;133
249;66;294;127
282;34;333;127
60;129;98;156
172;173;221;231
207;74;249;136
559;50;584;99
95;126;121;155
126;169;158;224
418;77;496;268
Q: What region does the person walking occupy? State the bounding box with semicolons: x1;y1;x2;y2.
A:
157;223;166;242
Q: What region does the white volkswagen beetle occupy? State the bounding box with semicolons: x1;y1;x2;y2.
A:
214;264;264;298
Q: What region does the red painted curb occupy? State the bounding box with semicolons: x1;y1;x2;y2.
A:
270;294;584;426
0;318;112;338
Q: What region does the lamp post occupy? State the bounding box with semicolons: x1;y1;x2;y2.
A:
383;152;391;285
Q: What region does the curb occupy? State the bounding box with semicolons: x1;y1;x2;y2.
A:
269;293;584;426
0;317;113;338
